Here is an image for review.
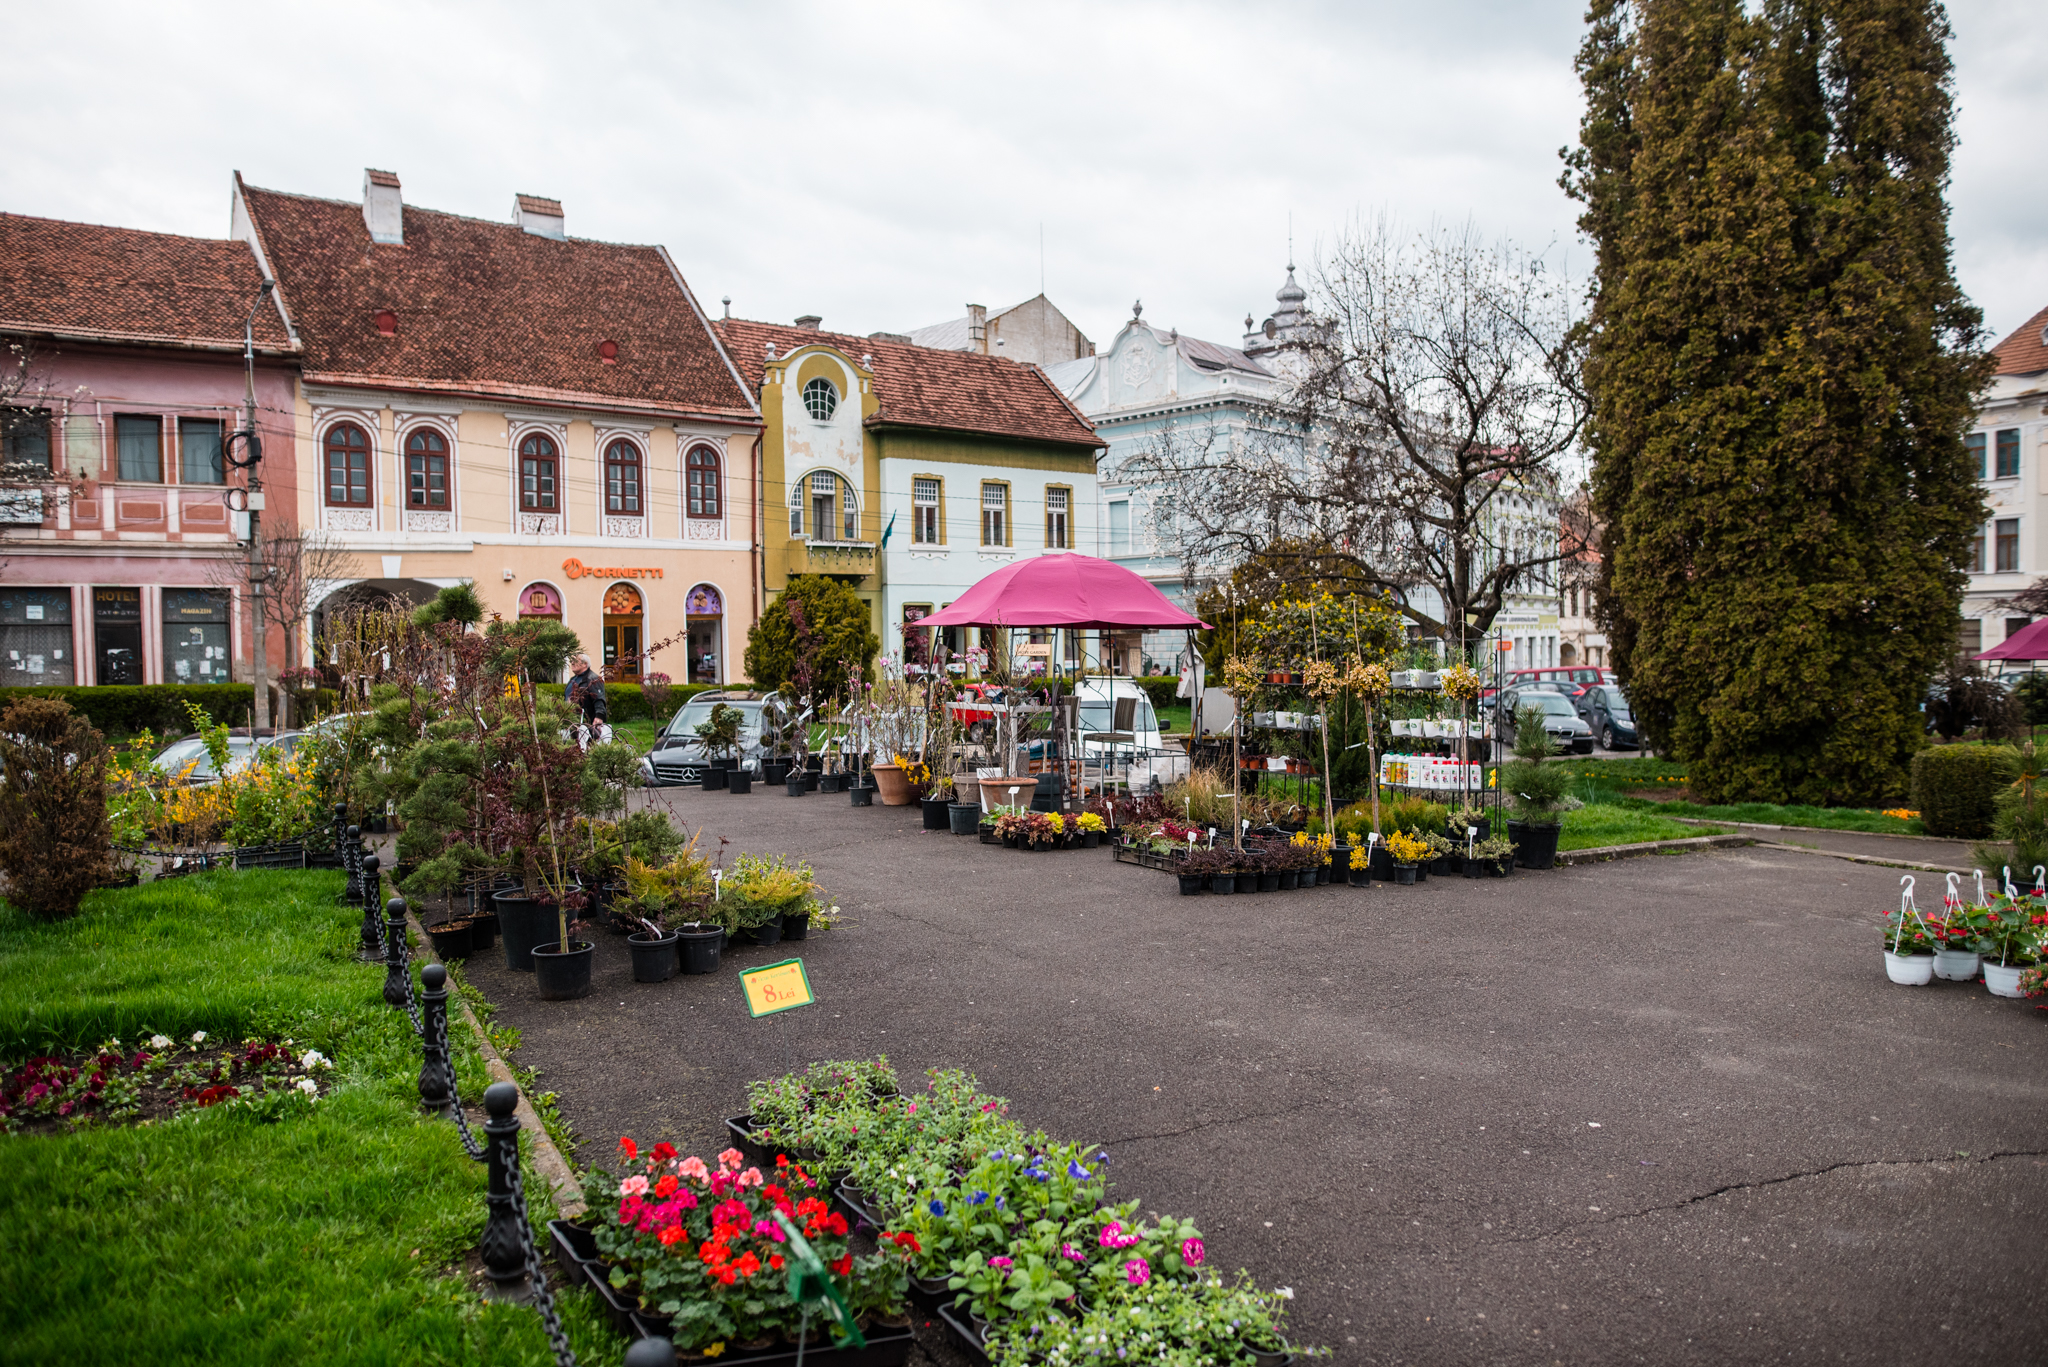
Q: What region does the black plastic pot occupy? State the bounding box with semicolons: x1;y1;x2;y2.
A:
747;919;785;946
763;761;791;786
495;891;544;973
849;782;872;806
1330;844;1353;880
803;770;820;792
781;909;812;941
467;911;498;951
785;773;807;796
1238;871;1260;893
676;923;723;975
1258;872;1280;893
1278;870;1299;890
1349;860;1372;886
1509;820;1561;870
1463;856;1487;879
1392;864;1418;885
1414;862;1429;883
1081;830;1101;849
1177;873;1204;896
1210;874;1237;894
426;920;473;960
921;797;950;830
1370;845;1393;881
532;940;595;1000
628;930;678;983
702;764;728;791
948;802;980;835
727;770;753;795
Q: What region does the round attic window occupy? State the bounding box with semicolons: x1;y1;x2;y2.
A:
597;340;619;364
373;310;398;336
803;377;838;421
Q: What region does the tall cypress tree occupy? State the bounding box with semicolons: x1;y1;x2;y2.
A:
1567;0;1993;804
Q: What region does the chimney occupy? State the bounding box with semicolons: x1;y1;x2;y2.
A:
794;315;822;330
363;169;403;244
515;194;565;240
966;303;987;353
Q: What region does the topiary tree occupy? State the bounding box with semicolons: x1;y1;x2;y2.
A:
743;576;879;708
0;698;113;919
1568;0;1994;805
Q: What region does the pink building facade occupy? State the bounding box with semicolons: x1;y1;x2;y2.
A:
0;213;298;690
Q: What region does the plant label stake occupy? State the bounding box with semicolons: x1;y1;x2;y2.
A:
770;1208;865;1352
713;869;722;900
1467;825;1476;859
741;958;814;1018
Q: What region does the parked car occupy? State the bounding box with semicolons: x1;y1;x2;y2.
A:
1574;684;1639;751
639;691;779;787
1495;688;1595;755
1508;666;1615;692
151;728;304;786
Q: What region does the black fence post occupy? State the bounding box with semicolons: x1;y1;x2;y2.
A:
356;843;380;955
418;961;453;1115
382;894;413;1010
480;1081;530;1303
623;1341;677;1367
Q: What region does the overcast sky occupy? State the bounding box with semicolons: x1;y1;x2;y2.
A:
6;0;2042;351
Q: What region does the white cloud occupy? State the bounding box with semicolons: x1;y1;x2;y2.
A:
1;0;2038;346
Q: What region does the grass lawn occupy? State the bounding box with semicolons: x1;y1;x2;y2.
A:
1544;757;1928;836
0;871;620;1366
1559;803;1732;851
610;716;664;755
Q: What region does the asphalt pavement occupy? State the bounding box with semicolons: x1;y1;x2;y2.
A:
462;785;2048;1366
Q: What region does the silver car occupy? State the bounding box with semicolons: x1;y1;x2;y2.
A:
1497;689;1595;755
639;692;780;787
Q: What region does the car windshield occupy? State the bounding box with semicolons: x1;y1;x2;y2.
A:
1592;686;1630;713
663;701;762;741
1521;694;1578;717
1078;695;1159;734
154;736;257;778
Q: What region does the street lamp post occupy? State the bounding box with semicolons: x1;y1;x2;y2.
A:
227;279;276;731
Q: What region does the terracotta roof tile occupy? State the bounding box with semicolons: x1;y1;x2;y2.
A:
238;180;754;419
1992;303;2048;379
0;212;293;352
713;318;1102;449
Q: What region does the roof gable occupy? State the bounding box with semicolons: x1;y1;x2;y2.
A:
1992;303;2048;379
236;180;754;418
714;318;1101;449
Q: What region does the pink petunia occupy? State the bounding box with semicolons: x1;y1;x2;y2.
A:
679;1156;710;1183
717;1147;745;1171
1181;1236;1205;1267
1098;1222;1123;1249
1061;1242;1086;1262
619;1175;650;1198
737;1167;764;1189
989;1255;1014;1271
1125;1257;1151;1286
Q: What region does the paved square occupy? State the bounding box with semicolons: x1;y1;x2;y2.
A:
465;790;2048;1365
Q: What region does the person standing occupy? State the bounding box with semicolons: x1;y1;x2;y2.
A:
566;653;609;744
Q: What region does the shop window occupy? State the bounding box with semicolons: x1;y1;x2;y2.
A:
913;477;941;544
3;408;52;470
687;447;721;519
684;584;723;685
903;604;932;666
94;587;143;685
179;418;224;485
0;587;74;686
325;423;372;506
606;439;643;515
406;429;450;507
1045;487;1069;549
981;482;1007;546
603;581;643;678
520;433;559;511
116;415;162;482
163;588;231;683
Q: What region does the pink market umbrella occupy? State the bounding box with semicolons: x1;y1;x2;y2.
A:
1977;618;2048;661
920;553;1211;630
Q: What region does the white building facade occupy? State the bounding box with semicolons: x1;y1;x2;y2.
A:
1963;304;2048;668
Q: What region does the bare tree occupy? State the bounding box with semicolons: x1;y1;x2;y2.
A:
208;521;364;719
1127;219;1589;651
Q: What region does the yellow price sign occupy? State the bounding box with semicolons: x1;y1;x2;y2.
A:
739;959;815;1018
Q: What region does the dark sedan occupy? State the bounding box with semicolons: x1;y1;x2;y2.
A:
1575;685;1639;751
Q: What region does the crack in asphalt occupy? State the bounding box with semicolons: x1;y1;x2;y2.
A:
1099;1099;1320;1148
1489;1147;2048;1246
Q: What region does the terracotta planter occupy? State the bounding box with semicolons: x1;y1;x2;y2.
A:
871;763;916;806
983;777;1037;812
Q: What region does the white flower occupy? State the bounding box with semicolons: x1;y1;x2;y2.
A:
1275;1286;1294;1300
299;1049;330;1070
148;1034;173;1050
296;1078;319;1097
190;1031;207;1045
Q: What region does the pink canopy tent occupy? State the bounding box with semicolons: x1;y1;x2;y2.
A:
1976;618;2048;661
919;553;1211;630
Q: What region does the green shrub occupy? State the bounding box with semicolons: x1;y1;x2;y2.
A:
1133;676;1181;717
601;681;729;722
0;683;250;738
0;698;112;920
1909;744;2019;838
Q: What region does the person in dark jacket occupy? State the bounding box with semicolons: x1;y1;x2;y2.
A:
566;654;608;727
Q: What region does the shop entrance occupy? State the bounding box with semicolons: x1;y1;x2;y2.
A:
684;583;722;685
94;586;142;685
602;582;642;679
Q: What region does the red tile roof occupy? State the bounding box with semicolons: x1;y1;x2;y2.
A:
237;178;755;420
0;212;294;353
713;318;1102;449
1992;303;2048;378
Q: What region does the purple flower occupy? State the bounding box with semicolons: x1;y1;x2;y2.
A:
928;1199;945;1216
1067;1160;1092;1180
969;1191;988;1206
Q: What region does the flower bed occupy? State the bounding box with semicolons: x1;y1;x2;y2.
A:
0;1030;334;1134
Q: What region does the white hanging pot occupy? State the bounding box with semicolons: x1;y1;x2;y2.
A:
1984;962;2028;998
1932;949;1981;981
1884;951;1935;985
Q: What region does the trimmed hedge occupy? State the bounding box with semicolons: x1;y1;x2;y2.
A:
1909;743;2019;838
603;681;742;723
0;684;251;738
1134;675;1183;717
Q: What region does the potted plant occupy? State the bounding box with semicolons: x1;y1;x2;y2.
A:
994;809;1027;848
623;845;719;975
695;702;744;791
1500;705;1569;869
1883;882;1938;984
1471;833;1517;877
1177;847;1226;896
1385;830;1430;885
722;853;819;945
1448;804;1491;846
1075;810;1107;849
1978;894;2041;997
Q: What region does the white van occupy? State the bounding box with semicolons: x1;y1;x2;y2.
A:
1072;677;1187;786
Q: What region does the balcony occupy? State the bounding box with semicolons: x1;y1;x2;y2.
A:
790;540;876;579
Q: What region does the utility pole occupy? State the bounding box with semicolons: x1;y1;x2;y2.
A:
229;279;276;731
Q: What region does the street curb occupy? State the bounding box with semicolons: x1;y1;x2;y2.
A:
1749;841;1972;877
1665;815;1951;843
1556;833;1755;864
403;907;587;1219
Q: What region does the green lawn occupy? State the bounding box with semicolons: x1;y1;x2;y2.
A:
0;872;620;1366
1559;803;1732;851
1544;757;1927;836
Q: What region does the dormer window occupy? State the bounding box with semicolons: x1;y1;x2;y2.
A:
803;377;838;421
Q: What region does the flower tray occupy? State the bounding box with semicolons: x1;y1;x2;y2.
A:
232;840;309;870
834;1178;884;1234
933;1298;991;1364
1111;845;1183;873
550;1220;914;1365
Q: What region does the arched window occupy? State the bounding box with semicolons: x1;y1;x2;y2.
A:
802;377;838;421
687;446;721;519
519;433;558;511
604;439;642;515
405;428;448;508
324;422;372;506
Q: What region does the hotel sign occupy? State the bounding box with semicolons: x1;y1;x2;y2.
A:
562;558;665;581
